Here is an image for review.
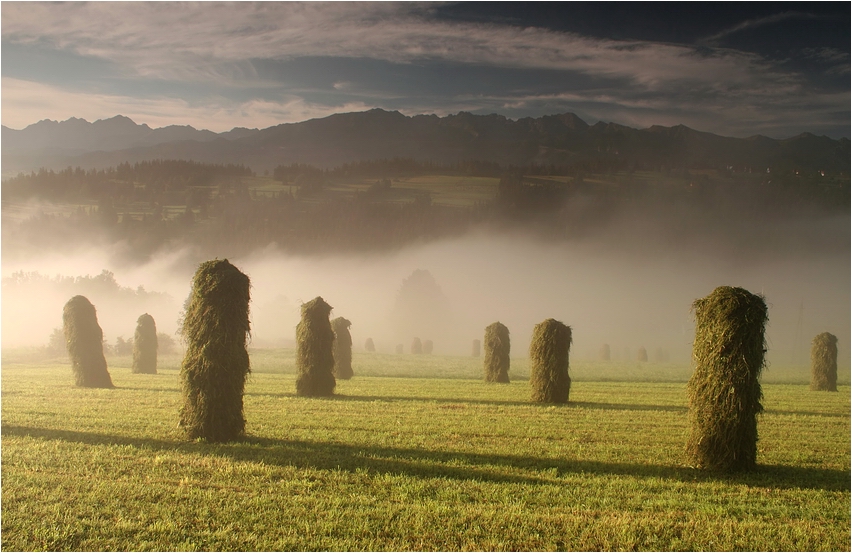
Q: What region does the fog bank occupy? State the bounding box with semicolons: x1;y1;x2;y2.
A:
3;220;849;372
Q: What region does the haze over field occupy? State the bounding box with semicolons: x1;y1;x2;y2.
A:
3;205;848;372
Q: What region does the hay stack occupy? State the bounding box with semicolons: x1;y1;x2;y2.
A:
484;322;510;383
411;337;423;354
331;316;354;380
179;259;251;442
63;295;113;388
810;332;838;391
472;339;481;358
686;286;767;472
423;339;434;355
599;343;611;361
637;346;648;362
529;319;572;403
132;313;158;374
364;338;375;352
296;297;336;396
395;344;404;354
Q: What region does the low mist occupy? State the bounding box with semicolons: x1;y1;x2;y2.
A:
3;207;849;372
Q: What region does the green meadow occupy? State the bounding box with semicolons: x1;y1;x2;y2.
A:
2;350;849;551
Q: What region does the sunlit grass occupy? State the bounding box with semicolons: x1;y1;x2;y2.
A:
2;355;849;551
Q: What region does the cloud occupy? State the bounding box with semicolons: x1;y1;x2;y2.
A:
1;78;374;131
1;3;848;137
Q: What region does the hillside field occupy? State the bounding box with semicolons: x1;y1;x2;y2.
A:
2;350;849;551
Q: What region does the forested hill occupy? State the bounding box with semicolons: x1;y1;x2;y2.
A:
2;109;848;177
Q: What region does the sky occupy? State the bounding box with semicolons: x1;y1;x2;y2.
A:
2;2;850;138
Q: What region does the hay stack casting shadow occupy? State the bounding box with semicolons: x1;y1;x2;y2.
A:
179;259;251;442
484;322;510;383
296;297;336;396
63;295;113;388
686;286;767;472
811;332;838;391
132;313;158;374
529;319;572;403
332;316;354;380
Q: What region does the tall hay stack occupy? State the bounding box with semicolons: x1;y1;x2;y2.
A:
331;317;354;380
472;339;481;358
179;259;251;442
364;338;375;352
411;337;423;354
132;313;158;374
686;286;767;472
423;339;434;355
599;343;611;361
810;332;838;391
63;295;113;388
296;297;336;396
637;346;648;362
529;319;572;403
484;322;510;383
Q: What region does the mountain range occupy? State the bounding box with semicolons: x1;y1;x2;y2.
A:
2;110;848;176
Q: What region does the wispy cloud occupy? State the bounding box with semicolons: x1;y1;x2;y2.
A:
1;2;847;137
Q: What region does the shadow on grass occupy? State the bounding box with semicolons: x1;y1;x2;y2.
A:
245;391;687;413
4;424;848;492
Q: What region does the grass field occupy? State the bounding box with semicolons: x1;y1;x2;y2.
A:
2;350;849;551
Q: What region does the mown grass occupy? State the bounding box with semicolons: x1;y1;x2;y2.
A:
2;352;849;551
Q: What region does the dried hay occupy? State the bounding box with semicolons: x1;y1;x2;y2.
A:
423;339;434;355
637;346;648;362
364;337;375;352
810;332;838;391
331;316;354;380
179;259;251;442
63;295;113;388
296;296;336;396
599;343;611;362
411;337;423;355
529;318;572;403
686;286;767;472
132;313;158;374
472;339;481;358
484;322;510;383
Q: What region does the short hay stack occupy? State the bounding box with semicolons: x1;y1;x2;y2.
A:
686;286;767;472
132;313;158;374
411;337;423;355
484;322;510;383
599;343;611;361
810;332;838;391
63;295;113;388
529;319;572;403
364;337;375;352
179;259;251;442
296;297;336;396
423;339;434;355
331;316;354;380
